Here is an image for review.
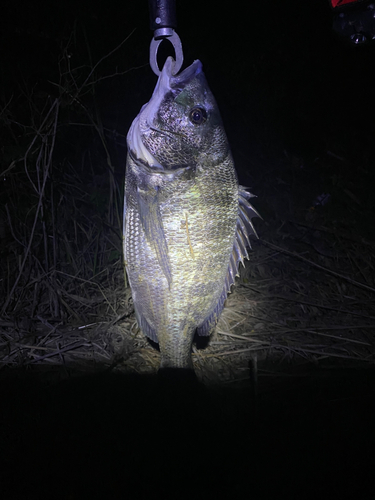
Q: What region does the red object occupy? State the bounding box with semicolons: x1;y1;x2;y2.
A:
331;0;366;7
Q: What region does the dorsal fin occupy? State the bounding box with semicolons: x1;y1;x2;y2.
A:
196;186;261;336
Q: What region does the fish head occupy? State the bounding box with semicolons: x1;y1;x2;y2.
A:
128;57;229;172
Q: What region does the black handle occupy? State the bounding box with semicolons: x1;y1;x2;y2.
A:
149;0;177;32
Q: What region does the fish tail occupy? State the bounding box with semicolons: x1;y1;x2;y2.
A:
158;323;195;369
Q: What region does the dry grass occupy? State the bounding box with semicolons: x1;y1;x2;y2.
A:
1;185;374;385
1;39;375;386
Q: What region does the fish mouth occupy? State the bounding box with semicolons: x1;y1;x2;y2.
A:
127;58;202;170
161;57;202;91
146;57;203;127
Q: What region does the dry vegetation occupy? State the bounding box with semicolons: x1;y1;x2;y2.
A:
1;39;375;386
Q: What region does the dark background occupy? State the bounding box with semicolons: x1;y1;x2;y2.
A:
3;0;375;225
2;0;375;177
1;1;375;498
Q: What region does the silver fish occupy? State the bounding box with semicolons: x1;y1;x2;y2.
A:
123;57;259;370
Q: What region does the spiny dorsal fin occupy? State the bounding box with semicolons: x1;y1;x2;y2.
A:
196;186;261;336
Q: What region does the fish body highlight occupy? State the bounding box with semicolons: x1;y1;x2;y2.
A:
123;57;259;370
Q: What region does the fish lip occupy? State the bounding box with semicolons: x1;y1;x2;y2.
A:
156;57;203;88
150;57;203;112
169;58;203;89
156;56;203;87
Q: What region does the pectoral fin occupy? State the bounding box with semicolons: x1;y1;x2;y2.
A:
137;187;172;287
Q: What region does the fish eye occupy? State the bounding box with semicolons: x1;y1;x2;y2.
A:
189;107;207;125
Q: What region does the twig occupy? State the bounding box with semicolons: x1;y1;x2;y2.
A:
24;340;84;364
240;287;375;321
80;29;137;91
200;346;265;358
217;331;267;343
261;239;375;293
1;100;60;316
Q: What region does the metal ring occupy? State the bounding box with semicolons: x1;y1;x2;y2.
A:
149;30;184;76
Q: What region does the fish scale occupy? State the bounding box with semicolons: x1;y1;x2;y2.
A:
124;57;259;370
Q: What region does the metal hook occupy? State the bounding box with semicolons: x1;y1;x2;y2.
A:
149;29;184;76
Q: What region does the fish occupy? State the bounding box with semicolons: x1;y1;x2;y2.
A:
123;56;259;371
